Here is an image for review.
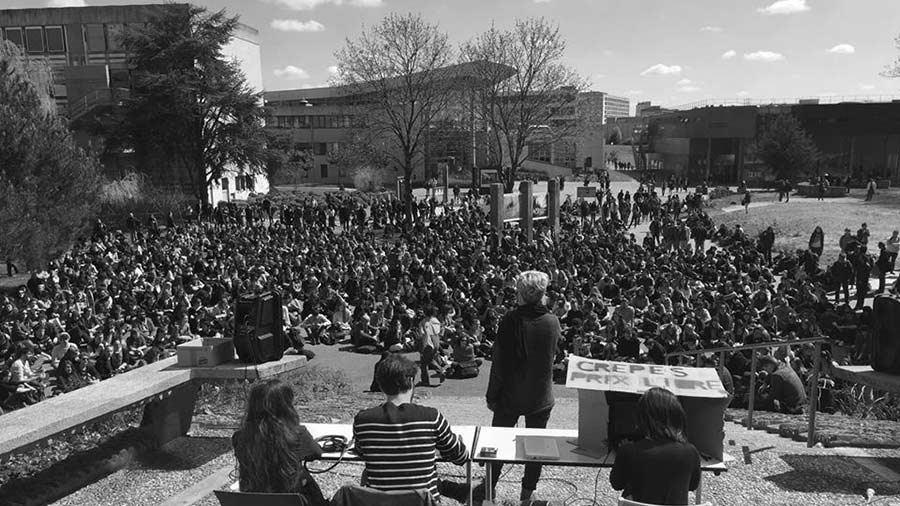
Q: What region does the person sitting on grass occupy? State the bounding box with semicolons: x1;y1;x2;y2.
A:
610;387;700;506
353;354;469;504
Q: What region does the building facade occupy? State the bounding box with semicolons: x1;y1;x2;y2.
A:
0;3;268;205
602;93;630;123
639;101;900;185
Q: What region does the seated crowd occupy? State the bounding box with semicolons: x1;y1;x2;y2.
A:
0;179;882;415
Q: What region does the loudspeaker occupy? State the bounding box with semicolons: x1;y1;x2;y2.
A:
234;291;285;364
871;295;900;374
605;391;642;449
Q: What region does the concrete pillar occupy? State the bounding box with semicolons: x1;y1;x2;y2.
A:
548;178;560;240
519;180;534;244
489;183;504;232
442;163;449;204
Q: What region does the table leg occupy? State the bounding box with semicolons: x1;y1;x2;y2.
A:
466;460;472;506
696;472;703;504
485;462;494;504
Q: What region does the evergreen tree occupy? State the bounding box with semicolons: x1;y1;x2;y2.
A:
752;114;820;180
0;41;101;270
114;5;267;203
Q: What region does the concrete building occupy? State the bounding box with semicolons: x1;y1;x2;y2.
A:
637;100;900;185
265;83;622;186
0;3;268;205
602;93;630;123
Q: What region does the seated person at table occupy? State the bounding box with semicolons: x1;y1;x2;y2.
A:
232;379;326;505
757;354;807;415
353;354;469;503
610;387;700;506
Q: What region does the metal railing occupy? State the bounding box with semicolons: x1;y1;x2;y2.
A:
68;87;130;121
666;336;828;448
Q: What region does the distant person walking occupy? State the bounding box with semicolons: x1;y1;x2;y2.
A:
5;259;17;277
866;178;877;201
741;190;751;214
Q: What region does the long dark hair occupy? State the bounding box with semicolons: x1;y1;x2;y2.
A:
235;379;305;493
637;387;688;444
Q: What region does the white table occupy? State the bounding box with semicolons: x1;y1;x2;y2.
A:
305;422;480;505
471;426;728;505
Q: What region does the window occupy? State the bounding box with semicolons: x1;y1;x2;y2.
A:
83;24;106;52
320;164;328;178
221;177;229;190
316;143;328;156
245;175;255;192
106;24;125;51
236;175;245;191
25;27;43;53
3;28;24;47
45;26;65;52
527;142;551;163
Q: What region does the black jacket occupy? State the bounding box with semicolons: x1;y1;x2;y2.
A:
486;304;560;416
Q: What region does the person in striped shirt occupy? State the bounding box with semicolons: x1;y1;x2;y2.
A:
353;353;469;503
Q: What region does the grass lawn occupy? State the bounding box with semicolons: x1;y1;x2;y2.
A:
708;187;900;266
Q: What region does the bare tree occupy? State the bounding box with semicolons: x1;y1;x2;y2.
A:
461;18;586;191
335;13;455;219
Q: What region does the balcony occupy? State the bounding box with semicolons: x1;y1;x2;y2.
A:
68;88;130;123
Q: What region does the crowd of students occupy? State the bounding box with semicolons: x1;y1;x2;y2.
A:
0;179;884;416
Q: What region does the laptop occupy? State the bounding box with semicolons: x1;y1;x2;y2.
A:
521;436;560;460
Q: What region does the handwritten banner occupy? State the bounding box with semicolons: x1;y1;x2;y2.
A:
565;356;729;399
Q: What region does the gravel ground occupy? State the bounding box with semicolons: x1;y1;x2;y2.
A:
48;393;900;506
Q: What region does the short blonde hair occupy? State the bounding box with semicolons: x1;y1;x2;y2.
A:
516;270;549;305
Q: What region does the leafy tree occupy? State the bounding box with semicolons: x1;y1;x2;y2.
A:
264;129;314;185
335;13;455;218
752;114;820;180
0;41;101;269
461;18;586;191
882;35;900;78
113;5;267;203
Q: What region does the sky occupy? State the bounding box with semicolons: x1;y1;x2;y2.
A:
7;0;900;111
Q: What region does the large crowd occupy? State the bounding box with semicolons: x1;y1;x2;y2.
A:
0;178;890;413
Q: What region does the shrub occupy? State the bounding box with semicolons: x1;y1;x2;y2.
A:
353;166;387;192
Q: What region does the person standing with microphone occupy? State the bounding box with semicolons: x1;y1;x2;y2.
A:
476;270;560;503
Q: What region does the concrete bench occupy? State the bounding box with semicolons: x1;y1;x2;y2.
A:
0;354;307;463
795;183;847;198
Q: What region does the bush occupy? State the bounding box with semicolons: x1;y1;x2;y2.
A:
834;383;900;421
98;172;192;228
353;166;388;192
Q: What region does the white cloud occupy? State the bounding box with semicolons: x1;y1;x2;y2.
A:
640;64;682;76
265;0;382;10
625;90;643;96
757;0;810;15
744;51;784;62
678;85;702;93
721;50;737;60
700;26;723;32
736;90;751;98
859;83;876;91
48;0;87;6
827;44;855;54
676;78;692;85
271;19;325;32
327;65;340;76
273;65;310;80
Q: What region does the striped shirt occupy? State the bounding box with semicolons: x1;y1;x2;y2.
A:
353;402;467;501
